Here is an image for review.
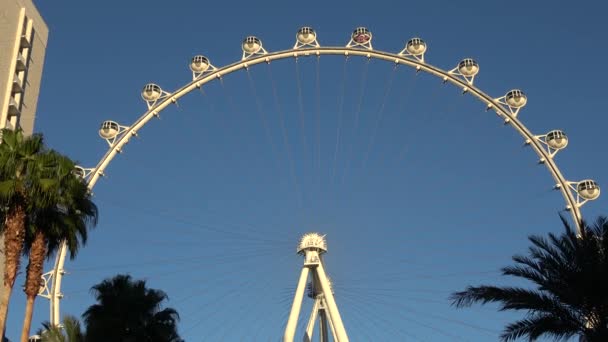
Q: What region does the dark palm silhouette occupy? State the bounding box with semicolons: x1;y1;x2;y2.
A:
450;215;608;341
20;151;98;341
0;128;56;336
83;274;182;342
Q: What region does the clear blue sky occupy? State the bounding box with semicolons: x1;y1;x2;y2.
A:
6;0;608;340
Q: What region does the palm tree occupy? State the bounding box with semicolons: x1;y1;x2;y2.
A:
0;199;5;340
83;274;182;342
19;152;98;341
0;128;55;336
450;215;608;341
37;315;84;342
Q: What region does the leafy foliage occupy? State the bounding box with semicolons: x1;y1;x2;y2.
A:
0;129;57;211
23;151;98;260
20;150;98;340
83;274;183;342
0;128;56;336
450;215;608;341
39;316;85;342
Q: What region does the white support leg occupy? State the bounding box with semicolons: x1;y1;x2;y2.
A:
323;298;338;342
289;233;349;342
284;267;310;342
316;262;349;342
304;297;320;342
319;307;329;342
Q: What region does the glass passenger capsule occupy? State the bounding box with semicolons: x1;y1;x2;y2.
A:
141;83;162;102
99;120;120;139
577;180;600;200
242;36;262;54
190;55;210;73
406;37;426;55
72;166;86;178
352;27;372;44
546;130;568;149
505;89;527;108
458;58;479;76
297;27;317;44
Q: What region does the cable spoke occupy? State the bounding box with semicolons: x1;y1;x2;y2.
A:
245;67;283;177
267;64;304;210
315;56;322;199
330;57;349;186
340;58;370;187
360;63;399;171
295;58;308;161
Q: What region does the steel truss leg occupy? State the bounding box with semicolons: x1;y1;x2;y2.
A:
319;306;329;342
304;297;321;342
284;267;310;342
316;262;348;342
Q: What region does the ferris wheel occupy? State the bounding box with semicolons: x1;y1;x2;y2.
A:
37;27;600;339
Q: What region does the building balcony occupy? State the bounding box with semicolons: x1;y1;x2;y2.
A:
20;34;31;49
12;75;24;93
15;53;27;72
8;97;20;116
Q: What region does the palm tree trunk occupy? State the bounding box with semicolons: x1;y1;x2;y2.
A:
20;230;47;342
0;278;11;341
0;232;7;340
20;296;35;342
0;202;26;338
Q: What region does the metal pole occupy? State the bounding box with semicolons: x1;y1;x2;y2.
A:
49;241;67;326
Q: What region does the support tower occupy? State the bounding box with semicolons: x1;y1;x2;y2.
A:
284;233;349;342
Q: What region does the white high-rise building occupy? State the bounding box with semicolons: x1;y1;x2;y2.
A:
0;0;48;135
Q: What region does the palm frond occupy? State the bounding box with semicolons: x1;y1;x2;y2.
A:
83;274;182;341
450;214;608;341
500;314;579;342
